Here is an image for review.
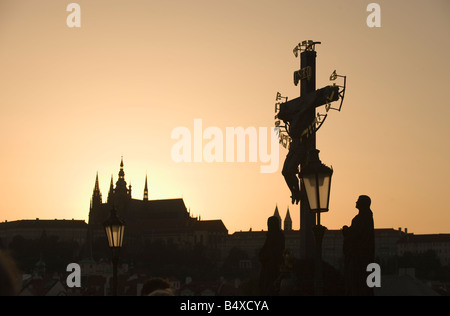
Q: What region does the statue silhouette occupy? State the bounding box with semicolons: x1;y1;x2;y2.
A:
342;195;375;296
279;108;314;204
259;216;285;295
281;139;305;204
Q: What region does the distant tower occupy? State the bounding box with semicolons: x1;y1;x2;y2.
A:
113;157;131;209
90;172;102;210
143;174;149;201
284;207;292;231
107;175;114;204
88;172;104;227
273;205;282;230
115;157;129;198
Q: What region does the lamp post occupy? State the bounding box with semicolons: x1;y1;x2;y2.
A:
103;207;125;296
299;149;333;296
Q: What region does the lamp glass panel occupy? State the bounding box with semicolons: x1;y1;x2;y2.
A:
112;225;120;247
105;224;125;248
105;226;113;248
318;173;331;210
118;225;124;247
303;175;318;211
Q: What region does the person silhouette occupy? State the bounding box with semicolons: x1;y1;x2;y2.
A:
0;250;21;296
342;195;375;296
141;277;174;296
259;216;285;295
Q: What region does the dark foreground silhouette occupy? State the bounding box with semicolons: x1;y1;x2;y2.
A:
259;216;285;295
342;195;375;296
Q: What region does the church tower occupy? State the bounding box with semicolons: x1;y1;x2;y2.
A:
273;205;282;230
107;175;114;204
143;174;149;201
90;172;102;210
284;207;292;231
115;157;127;196
88;172;103;226
113;157;131;210
115;157;131;196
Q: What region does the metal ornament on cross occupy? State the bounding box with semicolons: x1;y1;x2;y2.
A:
293;40;322;57
274;41;347;142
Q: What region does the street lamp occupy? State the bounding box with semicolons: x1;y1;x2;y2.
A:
300;149;333;215
103;207;125;296
299;149;333;296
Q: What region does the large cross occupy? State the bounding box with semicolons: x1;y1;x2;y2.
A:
274;40;346;260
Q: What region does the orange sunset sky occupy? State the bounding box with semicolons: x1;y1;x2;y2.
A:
0;0;449;234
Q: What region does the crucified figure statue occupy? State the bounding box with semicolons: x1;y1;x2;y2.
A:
280;110;314;205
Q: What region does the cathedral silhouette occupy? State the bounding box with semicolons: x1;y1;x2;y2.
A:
87;157;228;251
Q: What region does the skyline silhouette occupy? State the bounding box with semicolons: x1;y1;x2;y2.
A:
0;1;449;236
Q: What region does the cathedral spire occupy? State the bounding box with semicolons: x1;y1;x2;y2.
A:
115;156;129;203
94;172;100;192
118;156;125;180
143;174;149;201
273;205;282;230
107;174;114;204
128;181;132;198
284;207;292;231
91;172;102;208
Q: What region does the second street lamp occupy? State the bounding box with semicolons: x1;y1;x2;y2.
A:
299;149;333;296
300;149;333;216
103;207;125;296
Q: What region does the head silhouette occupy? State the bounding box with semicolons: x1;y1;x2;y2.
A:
267;216;280;232
356;195;371;210
141;277;172;296
0;251;20;296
